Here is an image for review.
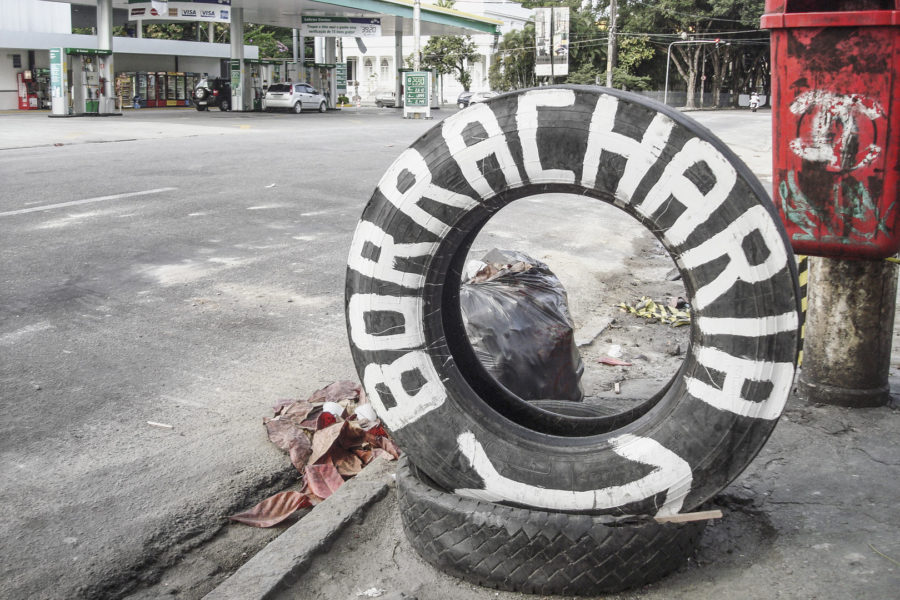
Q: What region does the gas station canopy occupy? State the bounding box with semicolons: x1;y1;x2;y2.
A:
52;0;503;36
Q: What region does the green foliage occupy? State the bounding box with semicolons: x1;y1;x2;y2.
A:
612;67;651;90
420;35;480;91
489;23;535;91
564;63;601;85
621;0;767;104
243;24;293;59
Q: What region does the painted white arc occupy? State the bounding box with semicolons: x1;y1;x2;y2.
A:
0;188;178;217
454;432;692;516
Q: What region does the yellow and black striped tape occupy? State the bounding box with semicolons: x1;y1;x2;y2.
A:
797;255;808;367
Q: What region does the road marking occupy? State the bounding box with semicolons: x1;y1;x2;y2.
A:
0;188;176;217
0;322;54;346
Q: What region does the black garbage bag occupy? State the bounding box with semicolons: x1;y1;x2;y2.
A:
460;249;585;402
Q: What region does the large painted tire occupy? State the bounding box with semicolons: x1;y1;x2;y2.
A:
346;85;801;517
397;455;706;595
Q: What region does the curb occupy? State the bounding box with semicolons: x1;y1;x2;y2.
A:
203;457;397;600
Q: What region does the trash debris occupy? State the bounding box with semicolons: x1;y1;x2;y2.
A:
607;344;623;358
146;421;174;429
460;249;584;402
230;380;400;527
665;267;682;281
598;357;632;367
357;588;385;598
354;404;379;430
666;296;690;310
265;183;277;188
617;296;691;326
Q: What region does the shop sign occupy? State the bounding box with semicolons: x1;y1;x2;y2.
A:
404;72;428;107
300;17;381;38
230;59;241;90
128;0;231;23
49;47;65;99
403;71;431;119
336;63;348;94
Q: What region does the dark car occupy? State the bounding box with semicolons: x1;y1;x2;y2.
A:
193;77;231;111
456;91;473;109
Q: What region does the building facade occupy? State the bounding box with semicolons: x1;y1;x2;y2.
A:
339;0;532;104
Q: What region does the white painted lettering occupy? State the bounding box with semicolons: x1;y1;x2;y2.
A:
347;221;436;289
363;350;446;430
347;293;424;351
517;89;576;184
581;94;675;203
678;205;789;310
443;103;523;198
454;432;691;516
697;312;798;337
378;147;478;237
637;138;737;246
686;346;794;420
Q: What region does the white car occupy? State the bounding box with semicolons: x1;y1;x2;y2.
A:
467;91;499;105
264;82;328;113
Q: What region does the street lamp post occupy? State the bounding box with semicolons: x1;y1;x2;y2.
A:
413;0;421;70
664;38;723;106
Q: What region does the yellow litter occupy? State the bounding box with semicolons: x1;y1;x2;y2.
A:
617;296;691;326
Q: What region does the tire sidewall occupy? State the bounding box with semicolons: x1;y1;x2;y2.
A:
346;85;800;516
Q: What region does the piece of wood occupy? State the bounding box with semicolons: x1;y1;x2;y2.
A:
654;509;723;524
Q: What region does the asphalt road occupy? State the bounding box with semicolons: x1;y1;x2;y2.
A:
0;104;776;600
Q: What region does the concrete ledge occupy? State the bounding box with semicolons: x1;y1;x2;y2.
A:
203;457;396;600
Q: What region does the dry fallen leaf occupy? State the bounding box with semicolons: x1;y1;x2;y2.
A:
372;435;401;460
264;418;305;452
288;437;313;471
305;460;345;499
280;400;316;424
332;448;364;477
309;421;347;465
239;380;404;528
308;380;365;405
272;398;296;417
228;491;311;528
354;448;375;465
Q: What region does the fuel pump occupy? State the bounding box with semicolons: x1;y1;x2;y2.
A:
50;48;113;115
247;60;263;111
309;63;336;108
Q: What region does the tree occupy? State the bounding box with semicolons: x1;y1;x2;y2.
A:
421;35;480;91
624;0;766;108
489;24;536;91
243;24;293;59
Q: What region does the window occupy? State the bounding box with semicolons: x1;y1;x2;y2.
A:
364;58;374;79
380;58;389;79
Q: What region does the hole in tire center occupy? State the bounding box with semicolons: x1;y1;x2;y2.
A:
460;192;689;420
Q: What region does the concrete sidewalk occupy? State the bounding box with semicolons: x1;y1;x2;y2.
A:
204;391;899;600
